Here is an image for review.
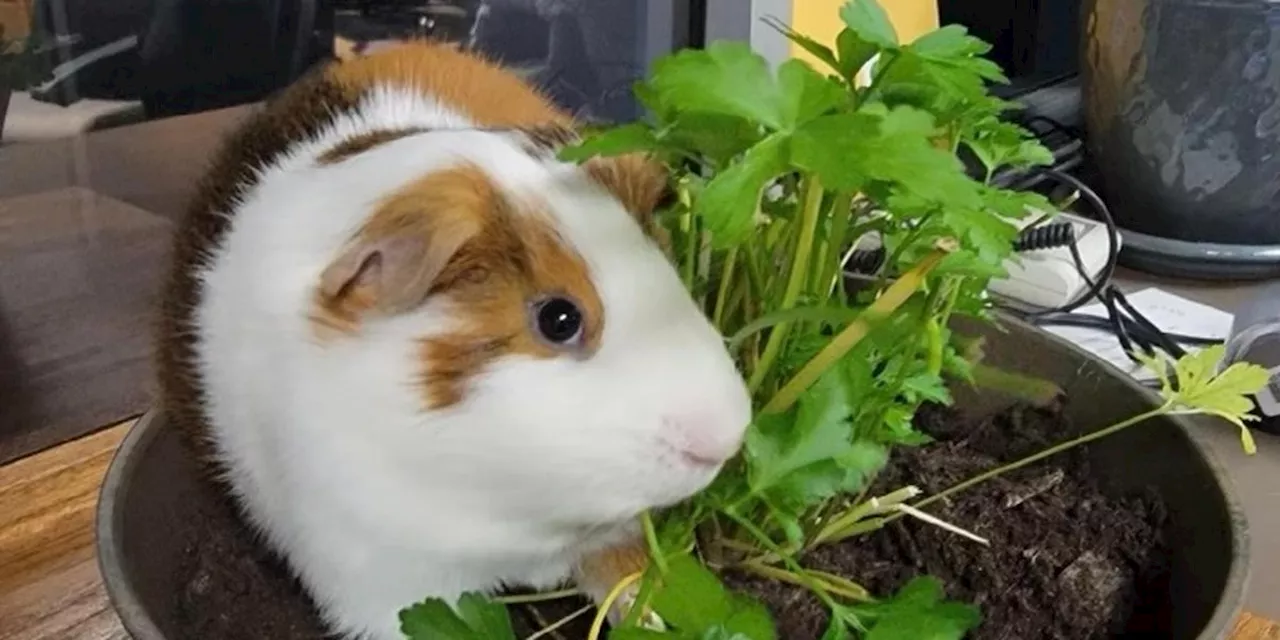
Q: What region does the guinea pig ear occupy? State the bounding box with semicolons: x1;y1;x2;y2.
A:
317;168;490;318
582;153;672;225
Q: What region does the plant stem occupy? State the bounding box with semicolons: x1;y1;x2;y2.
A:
816;192;855;296
527;605;595;640
640;511;668;574
723;509;839;610
811;486;922;547
763;247;950;415
887;404;1172;523
586;572;643;640
749;176;826;392
713;247;739;330
497;589;581;605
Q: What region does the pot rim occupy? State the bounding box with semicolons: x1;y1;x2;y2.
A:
93;317;1252;639
96;409;169;640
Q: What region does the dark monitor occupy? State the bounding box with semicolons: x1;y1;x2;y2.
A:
938;0;1082;99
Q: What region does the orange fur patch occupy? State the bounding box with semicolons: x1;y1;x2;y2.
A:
583;153;671;225
309;163;604;409
325;40;574;129
418;191;605;409
574;535;651;604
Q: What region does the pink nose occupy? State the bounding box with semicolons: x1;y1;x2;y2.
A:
661;413;745;467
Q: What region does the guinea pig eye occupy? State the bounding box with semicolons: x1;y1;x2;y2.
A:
532;296;584;347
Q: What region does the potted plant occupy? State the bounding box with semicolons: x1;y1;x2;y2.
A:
0;26;48;142
96;2;1266;639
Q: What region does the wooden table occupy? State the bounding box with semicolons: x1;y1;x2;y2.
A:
0;421;1276;639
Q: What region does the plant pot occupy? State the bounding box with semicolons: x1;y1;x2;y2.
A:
96;317;1249;639
1;89;11;142
1081;0;1280;278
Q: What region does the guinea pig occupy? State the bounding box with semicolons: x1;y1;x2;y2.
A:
155;41;752;639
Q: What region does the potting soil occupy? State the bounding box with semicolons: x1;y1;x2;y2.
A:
171;401;1170;639
727;400;1171;640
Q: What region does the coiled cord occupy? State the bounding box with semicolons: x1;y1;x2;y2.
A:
1012;221;1075;252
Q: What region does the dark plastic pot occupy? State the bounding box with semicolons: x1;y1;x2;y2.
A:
96;317;1250;639
1081;0;1280;278
1;90;10;142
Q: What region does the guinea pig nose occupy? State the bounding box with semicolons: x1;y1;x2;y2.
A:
661;413;745;467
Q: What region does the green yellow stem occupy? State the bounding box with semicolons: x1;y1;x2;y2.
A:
749;176;827;392
586;572;643;640
495;589;580;605
713;248;740;330
763;247;951;415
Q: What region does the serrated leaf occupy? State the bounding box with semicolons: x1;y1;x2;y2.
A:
455;593;516;639
902;373;952;404
836;29;879;83
559;123;658;162
664;112;765;166
792;108;983;208
399;593;515;640
650;555;736;632
772;21;841;74
778;59;848;126
840;0;898;49
746;369;854;493
855;577;981;640
648;41;787;130
647;555;776;640
695;133;789;247
722;596;777;640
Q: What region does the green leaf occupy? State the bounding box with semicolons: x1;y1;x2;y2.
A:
856;577;981;640
610;630;680;640
792;107;983;208
746;369;854;493
769;20;841;75
648;41;787;130
648;555;776;640
836;29;879;82
695;133;790;247
1152;344;1272;454
664;113;765;166
650;554;735;632
559;122;658;161
840;0;898;49
455;593;516;639
778;59;848;126
399;593;515;640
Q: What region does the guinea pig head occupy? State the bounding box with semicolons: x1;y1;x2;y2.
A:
313;145;752;527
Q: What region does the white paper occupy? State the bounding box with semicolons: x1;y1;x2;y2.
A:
1043;288;1235;382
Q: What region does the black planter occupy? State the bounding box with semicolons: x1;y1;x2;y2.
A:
1082;0;1280;278
95;318;1250;639
1;90;10;142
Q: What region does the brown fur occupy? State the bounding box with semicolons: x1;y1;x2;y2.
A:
411;173;605;409
158;40;666;475
574;538;652;607
324;40;573;129
315;127;430;165
583;154;671;226
157;63;361;473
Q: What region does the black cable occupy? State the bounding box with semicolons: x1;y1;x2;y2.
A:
1010;166;1219;363
839;117;1225;364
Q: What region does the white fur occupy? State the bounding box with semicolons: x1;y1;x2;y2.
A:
193;86;752;639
